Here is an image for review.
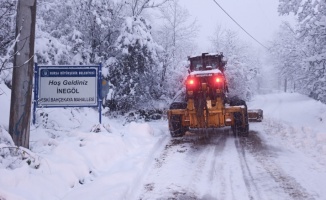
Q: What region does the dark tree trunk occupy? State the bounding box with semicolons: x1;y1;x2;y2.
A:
9;0;37;148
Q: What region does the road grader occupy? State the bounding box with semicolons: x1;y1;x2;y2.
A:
167;53;263;137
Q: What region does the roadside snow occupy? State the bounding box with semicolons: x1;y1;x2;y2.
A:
1;82;326;199
0;83;11;131
248;92;326;165
0;83;168;200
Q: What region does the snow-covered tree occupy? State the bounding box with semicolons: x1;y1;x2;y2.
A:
154;0;198;101
0;0;16;86
156;0;197;69
278;0;326;102
36;0;123;65
0;0;192;114
124;0;170;16
35;0;176;113
211;28;261;100
106;16;163;113
71;0;124;63
269;22;305;92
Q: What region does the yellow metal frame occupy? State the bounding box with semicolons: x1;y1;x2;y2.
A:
168;82;247;130
167;99;246;129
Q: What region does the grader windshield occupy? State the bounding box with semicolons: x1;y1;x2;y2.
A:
189;53;226;73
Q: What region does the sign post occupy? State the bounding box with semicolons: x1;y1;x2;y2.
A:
33;64;102;124
98;63;102;124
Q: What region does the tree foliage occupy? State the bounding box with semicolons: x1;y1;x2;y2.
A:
107;16;163;112
154;0;198;101
125;0;171;16
210;27;261;100
269;22;304;92
0;0;200;115
0;0;16;86
274;0;326;102
36;0;124;65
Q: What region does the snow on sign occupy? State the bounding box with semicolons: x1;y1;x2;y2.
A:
33;64;103;124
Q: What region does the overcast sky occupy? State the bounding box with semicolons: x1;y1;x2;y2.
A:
178;0;295;51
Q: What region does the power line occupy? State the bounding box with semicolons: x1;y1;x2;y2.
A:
212;0;269;50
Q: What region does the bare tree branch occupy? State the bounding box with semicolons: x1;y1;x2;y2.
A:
126;0;171;16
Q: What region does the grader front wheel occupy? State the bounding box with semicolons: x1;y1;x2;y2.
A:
230;97;249;137
168;102;188;137
169;114;187;137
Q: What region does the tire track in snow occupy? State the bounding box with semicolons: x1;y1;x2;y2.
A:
137;135;200;199
205;129;229;199
177;130;231;199
126;134;170;199
136;124;317;200
137;129;228;200
240;131;316;200
234;134;263;200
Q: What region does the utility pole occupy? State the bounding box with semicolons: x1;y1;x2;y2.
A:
9;0;37;148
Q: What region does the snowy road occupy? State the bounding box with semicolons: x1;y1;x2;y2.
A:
1;90;326;200
133;121;324;200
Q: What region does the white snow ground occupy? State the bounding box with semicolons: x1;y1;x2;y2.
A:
1;82;326;200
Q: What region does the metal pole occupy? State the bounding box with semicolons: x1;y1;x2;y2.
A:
99;63;102;124
32;63;38;124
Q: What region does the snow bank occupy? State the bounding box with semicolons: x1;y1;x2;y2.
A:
248;92;326;164
0;82;168;199
0;83;11;130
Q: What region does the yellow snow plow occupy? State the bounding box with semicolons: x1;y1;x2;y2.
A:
167;53;263;138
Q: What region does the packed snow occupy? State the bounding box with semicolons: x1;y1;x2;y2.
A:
1;82;326;199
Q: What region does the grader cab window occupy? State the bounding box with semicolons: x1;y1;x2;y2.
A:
189;55;225;72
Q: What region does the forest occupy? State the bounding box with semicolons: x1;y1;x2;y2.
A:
0;0;325;114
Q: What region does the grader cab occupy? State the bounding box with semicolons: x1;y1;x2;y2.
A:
167;53;262;137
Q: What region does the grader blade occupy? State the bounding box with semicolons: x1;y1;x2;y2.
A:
248;109;263;122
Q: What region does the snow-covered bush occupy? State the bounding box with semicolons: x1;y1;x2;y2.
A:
0;126;40;169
